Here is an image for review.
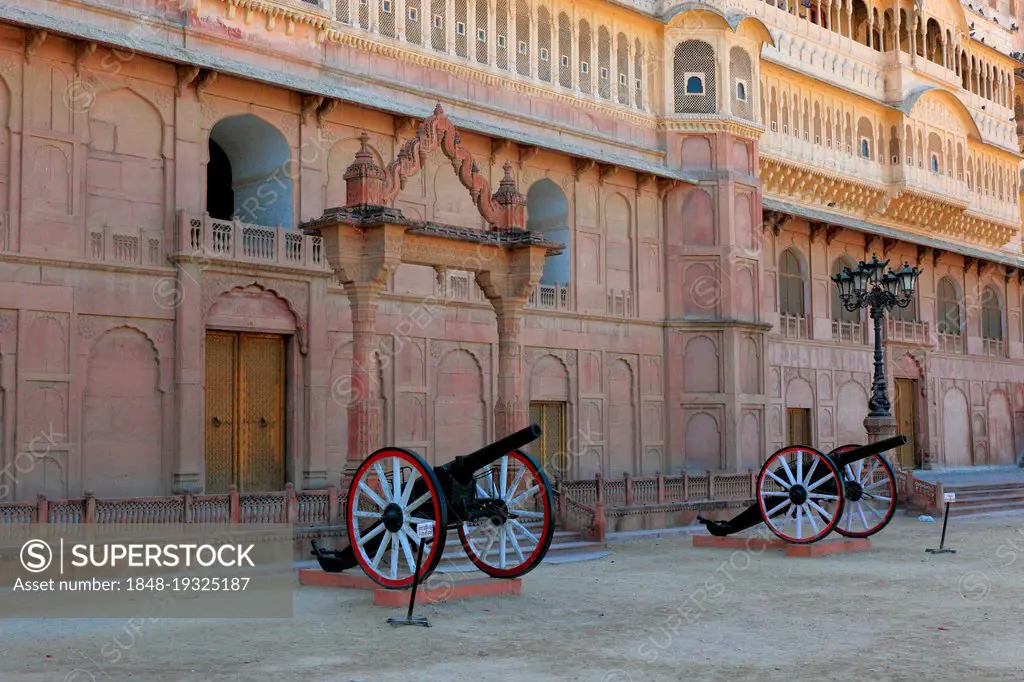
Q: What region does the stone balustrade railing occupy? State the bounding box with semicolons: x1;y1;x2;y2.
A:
556;470;757;541
778;313;809;339
87;226;164;266
527;283;572;311
607;289;634;317
832;319;864;345
937;332;965;354
175;212;332;271
983;337;1006;358
886;318;930;345
0;484;344;528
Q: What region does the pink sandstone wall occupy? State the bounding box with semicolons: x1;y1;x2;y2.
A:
0;14;1019;501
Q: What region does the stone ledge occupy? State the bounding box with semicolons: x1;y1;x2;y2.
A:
692;534;872;557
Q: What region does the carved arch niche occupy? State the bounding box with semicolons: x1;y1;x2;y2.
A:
82;327;163;497
432;348;486;464
85;89;165;251
207;285;298;336
202;278;308;352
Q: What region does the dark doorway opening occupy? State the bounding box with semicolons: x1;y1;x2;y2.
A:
207;139;234;221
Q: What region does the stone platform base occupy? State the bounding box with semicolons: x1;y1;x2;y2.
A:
692;535;872;557
298;568;521;606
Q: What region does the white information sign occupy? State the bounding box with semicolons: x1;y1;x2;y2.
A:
416;521;435;539
944;492;956;503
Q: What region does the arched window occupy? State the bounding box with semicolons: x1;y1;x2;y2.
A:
930;154;939;173
736;82;746;101
779;249;805;317
686;75;704;93
526;180;570;285
831;258;859;323
936;277;962;335
207;114;293;228
860;139;870;158
982;285;1003;340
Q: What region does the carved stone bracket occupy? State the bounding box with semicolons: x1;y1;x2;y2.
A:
573;158;596;180
394;116;417;142
301;94;325;123
598;164;618;185
1004;266;1016;283
636;172;656;191
176;65;202;96
881;237;899;257
74;41;97;76
762;210;787;236
865;234;883;256
490;138;511;164
963;256;978;273
931;248;945;267
657;178;681;198
518;145;540;168
916;244;932;266
24;30;47;63
194;70;219;101
809;222;841;245
317;98;340;127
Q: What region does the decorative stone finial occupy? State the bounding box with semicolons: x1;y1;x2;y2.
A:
433;102;445;116
343;132;386;208
492;160;526;230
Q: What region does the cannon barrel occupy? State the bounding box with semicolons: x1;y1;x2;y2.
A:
831;435;907;469
440;423;543;485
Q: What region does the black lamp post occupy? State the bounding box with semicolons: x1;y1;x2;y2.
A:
831;254;922;418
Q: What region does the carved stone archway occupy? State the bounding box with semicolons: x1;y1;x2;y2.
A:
304;105;561;470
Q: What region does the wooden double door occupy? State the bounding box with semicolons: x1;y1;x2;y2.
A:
204;331;286;493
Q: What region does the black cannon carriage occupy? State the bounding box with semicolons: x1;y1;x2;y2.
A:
698;436;907;544
312;424;554;589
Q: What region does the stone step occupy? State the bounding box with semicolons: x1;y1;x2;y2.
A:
947;501;1024;517
946;491;1024;504
937;491;1024;507
943;482;1024;493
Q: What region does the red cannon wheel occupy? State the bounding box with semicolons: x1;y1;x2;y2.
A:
829;444;898;538
757;445;845;544
346;447;448;589
457;449;555;579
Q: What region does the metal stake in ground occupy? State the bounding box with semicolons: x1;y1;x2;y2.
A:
387;521;434;628
926;492;957;555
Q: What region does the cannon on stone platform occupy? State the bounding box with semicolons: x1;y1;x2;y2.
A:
697;436;906;544
311;424;554;588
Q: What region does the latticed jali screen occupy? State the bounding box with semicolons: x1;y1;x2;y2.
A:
729;46;753;120
673;40;716;114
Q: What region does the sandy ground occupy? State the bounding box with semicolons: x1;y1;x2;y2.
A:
2;513;1024;682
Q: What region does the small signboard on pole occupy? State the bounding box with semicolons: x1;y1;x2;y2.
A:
388;521;435;628
927;490;957;555
416;521;435;540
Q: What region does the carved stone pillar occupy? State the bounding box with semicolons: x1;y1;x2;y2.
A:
173;262;203;493
477;244;547;439
493;297;528;438
343;281;385;471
